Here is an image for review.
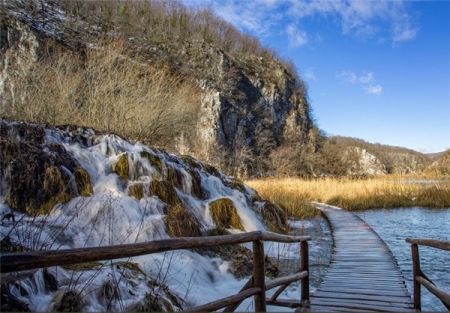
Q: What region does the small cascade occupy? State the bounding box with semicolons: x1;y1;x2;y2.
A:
0;120;290;312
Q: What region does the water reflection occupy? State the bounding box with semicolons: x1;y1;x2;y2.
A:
356;207;450;312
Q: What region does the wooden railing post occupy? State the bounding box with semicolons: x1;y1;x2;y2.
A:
300;240;310;307
411;243;421;311
253;240;266;312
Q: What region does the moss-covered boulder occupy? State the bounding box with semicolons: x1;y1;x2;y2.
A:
113;153;129;180
1;281;30;312
149;180;181;207
208;198;244;230
130;278;183;312
165;167;184;189
128;183;145;200
74;167;93;196
165;204;201;237
53;290;83;312
0;130;93;216
224;178;247;193
189;169;206;199
259;201;288;233
140;151;164;173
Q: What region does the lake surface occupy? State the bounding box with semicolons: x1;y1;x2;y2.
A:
356;207;450;312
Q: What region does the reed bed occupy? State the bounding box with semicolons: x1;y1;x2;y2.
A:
246;177;450;218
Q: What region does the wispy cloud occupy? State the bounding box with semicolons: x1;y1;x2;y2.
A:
286;24;308;47
303;68;317;82
183;0;418;45
338;70;383;95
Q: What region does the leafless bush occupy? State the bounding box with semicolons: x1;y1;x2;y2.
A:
1;40;200;148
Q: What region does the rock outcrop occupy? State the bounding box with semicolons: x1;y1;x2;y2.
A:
0;0;314;177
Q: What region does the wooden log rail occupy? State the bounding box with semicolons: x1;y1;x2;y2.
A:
406;238;450;311
1;231;310;312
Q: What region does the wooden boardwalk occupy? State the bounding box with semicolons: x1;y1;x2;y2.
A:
309;204;415;312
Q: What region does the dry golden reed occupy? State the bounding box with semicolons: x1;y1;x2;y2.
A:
246;177;450;218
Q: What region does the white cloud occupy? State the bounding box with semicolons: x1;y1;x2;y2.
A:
183;0;418;45
286;24;308;47
304;68;317;82
364;84;383;95
338;70;383;95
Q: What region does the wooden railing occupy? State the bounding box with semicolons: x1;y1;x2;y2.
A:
1;231;310;312
406;238;450;311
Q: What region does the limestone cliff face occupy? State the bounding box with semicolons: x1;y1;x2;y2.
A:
0;0;313;177
343;146;387;176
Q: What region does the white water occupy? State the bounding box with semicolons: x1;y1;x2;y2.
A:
0;123;301;311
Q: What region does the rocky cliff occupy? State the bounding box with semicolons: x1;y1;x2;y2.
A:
0;0;313;177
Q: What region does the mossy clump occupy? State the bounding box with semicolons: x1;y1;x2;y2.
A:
39;165;72;214
165;204;201;237
73;167;93;196
259;201;288;233
140;151;164;173
130;278;183;312
54;291;83;312
208;198;244;230
149;180;181;206
43;269;58;292
62;261;102;271
0;236;25;253
166;167;184;189
180;155;202;170
189;169;206;199
128;183;145;200
113;153;129;180
225;178;247;193
1;282;30;312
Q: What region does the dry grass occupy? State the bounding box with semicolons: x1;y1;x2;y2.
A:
1;40;200;148
246;177;450;218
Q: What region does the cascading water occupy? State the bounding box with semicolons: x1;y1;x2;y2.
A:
0;120;301;312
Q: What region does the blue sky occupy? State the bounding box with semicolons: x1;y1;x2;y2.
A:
184;0;450;153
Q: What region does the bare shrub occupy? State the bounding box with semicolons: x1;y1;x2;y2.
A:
1;40;200;148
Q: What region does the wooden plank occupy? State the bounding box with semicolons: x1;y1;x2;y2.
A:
311;204;414;312
310;300;414;312
311;296;414;309
312;291;413;304
266;299;301;308
253;240;266;312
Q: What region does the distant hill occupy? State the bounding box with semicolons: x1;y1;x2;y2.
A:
325;136;432;175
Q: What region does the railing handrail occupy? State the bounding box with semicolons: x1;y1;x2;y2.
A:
406;238;450;311
405;238;450;251
0;231;310;273
1;230;311;312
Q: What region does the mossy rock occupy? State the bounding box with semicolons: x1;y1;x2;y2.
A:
149;180;181;207
259;202;288;233
113;153;129;180
180;155;202;170
38;165;72;214
130;278;183;312
43;269;58;292
189;169;206;199
140;151;164;173
203;164;221;177
62;261;102;271
197;237;279;278
166;167;184;189
224;178;247;193
98;280;119;304
1;282;30;312
209;198;244;230
53;291;83;312
128;183;145;200
165;204;201;237
0;134;92;216
74;167;93;196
